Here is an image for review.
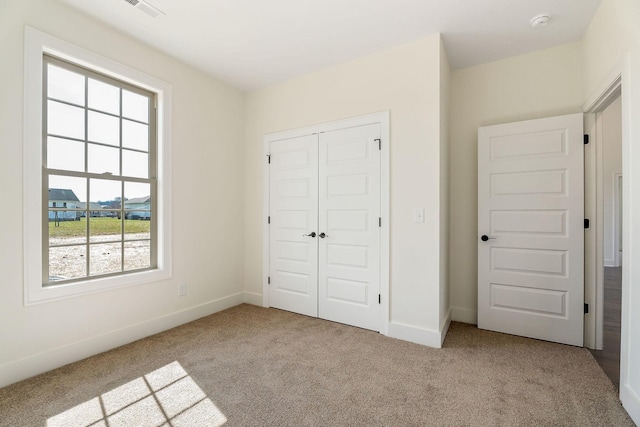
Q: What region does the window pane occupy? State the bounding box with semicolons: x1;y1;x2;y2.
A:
90;243;122;276
88;180;121;244
123;150;148;179
122;90;149;123
124;181;150;201
90;178;121;206
88;78;119;115
47;137;84;172
49;175;86;204
124;241;150;271
47;64;85;106
88;144;119;175
122;120;148;151
90;217;122;243
88;111;120;146
49;211;86;246
125;217;150;240
48;245;87;283
47;100;85;139
124;182;151;226
48;175;87;247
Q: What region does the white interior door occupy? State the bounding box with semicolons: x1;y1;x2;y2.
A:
267;123;382;332
318;124;381;331
269;135;318;317
478;113;584;346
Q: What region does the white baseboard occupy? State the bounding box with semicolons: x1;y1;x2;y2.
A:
621;383;640;425
0;292;244;388
440;308;452;346
243;292;263;306
604;259;617;267
387;315;449;349
451;306;477;324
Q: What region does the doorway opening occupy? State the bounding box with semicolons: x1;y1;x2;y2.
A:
587;94;623;388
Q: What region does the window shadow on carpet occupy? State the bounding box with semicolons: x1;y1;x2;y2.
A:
46;361;226;427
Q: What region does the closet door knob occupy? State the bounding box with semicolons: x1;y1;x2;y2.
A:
319;232;328;238
303;232;316;238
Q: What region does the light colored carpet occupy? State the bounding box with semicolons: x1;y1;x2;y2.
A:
0;304;634;426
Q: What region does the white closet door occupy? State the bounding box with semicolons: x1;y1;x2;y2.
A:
269;135;319;317
318;123;381;331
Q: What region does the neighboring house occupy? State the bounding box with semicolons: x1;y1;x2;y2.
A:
102;200;122;211
124;196;151;220
76;202;104;218
48;188;80;221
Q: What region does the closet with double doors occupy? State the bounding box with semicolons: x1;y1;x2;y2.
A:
266;117;384;331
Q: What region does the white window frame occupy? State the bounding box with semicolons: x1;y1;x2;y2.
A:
23;27;172;305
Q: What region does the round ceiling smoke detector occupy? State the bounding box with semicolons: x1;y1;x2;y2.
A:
530;14;551;29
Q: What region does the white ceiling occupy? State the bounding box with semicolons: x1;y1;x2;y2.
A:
59;0;602;91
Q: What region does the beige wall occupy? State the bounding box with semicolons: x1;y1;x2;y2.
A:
583;0;640;421
582;0;640;101
244;35;450;344
448;43;584;323
0;0;245;386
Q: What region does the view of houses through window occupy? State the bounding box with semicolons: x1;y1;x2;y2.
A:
44;55;157;285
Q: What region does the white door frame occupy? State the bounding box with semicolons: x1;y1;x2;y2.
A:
262;111;390;335
614;172;623;268
618;49;640;425
584;52;640;424
583;70;621;350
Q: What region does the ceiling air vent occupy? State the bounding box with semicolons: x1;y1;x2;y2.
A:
123;0;165;18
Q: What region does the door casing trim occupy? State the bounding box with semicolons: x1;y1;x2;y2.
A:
583;67;622;350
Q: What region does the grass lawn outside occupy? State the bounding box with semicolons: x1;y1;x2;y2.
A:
49;217;150;238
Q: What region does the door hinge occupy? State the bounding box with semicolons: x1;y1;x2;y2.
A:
379;217;381;227
584;134;590;145
375;138;381;150
268;276;271;284
267;154;271;164
378;294;381;304
268;216;271;224
584;303;589;314
584;218;590;229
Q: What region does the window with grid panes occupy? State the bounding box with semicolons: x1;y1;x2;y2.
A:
44;55;157;285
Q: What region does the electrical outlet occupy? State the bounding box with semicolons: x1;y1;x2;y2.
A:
178;283;187;297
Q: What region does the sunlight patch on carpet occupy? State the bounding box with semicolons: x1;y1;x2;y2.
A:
47;361;226;427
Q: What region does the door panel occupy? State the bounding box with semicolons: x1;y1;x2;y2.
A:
491;169;566;196
490;284;567;316
269;135;318;317
491;210;567;235
318;124;381;331
478;113;584;346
